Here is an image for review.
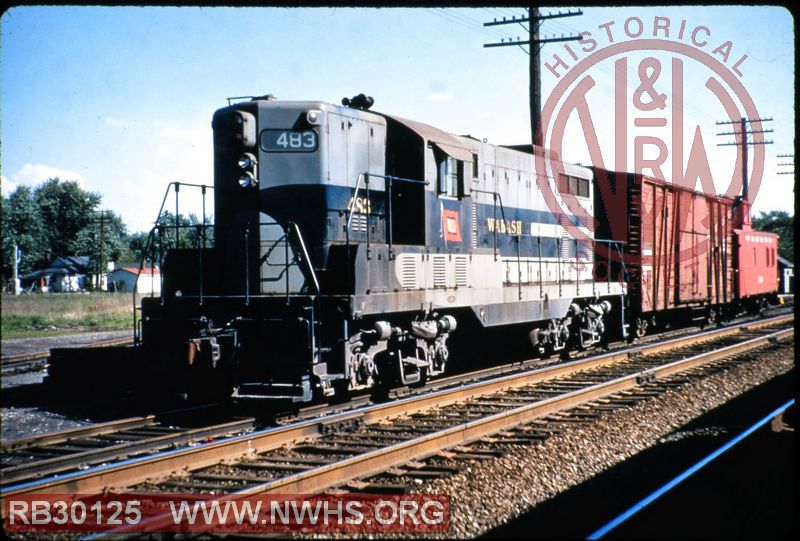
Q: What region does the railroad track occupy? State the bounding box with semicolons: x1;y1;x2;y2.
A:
1;336;134;375
2;313;791;502
0;415;255;488
276;305;795;425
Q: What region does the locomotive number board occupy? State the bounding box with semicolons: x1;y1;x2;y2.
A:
260;129;318;152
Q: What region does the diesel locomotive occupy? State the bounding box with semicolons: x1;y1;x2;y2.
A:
55;93;774;405
135;94;630;403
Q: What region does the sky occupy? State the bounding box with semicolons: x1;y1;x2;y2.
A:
1;6;795;233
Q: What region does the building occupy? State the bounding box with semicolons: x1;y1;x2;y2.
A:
20;256;97;292
108;266;161;294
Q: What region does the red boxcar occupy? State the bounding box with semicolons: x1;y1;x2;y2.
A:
591;168;770;335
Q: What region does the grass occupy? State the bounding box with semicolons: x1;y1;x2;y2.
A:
1;292;136;339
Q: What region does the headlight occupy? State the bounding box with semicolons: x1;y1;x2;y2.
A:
238;173;257;188
306;109;321;125
238;153;256;169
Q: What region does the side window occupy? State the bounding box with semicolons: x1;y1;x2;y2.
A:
558;175;590;198
558;174;569;193
578;177;590;198
437;153;461;198
568;175;579;195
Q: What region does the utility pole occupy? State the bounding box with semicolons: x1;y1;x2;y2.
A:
89;210;111;291
716;117;773;223
12;244;21;295
484;8;582;146
776;154;794;176
100;210;106;291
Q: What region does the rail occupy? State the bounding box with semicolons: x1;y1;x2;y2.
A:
3;314;790;498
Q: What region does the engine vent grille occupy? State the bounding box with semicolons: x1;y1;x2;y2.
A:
454;256;468;287
398;255;417;289
561;236;571;259
471;201;478;248
432;256;447;288
350;213;368;233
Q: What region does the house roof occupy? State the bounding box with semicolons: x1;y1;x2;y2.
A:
20;255;94;280
111;266;160;276
52;256;93;273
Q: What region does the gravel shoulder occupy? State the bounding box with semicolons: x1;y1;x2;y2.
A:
0;330;133;359
413;339;795;539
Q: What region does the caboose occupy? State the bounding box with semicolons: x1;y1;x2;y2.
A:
137;95;625;402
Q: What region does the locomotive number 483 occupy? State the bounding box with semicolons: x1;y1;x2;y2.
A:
261;129;318;152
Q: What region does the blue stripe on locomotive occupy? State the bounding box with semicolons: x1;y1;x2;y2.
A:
258;183;580;266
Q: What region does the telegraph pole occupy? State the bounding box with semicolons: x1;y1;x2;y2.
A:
100;210;106;291
716;117;773;223
12;244;21;295
484;8;582;146
90;210;111;291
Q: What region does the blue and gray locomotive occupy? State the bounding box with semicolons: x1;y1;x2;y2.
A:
139;94;625;402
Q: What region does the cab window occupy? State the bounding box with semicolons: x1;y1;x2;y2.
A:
437;154;462;198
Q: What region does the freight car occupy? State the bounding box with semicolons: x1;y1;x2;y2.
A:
136;94;625;402
591;168;779;338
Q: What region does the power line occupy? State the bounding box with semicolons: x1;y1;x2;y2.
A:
776;154;794;175
715;117;774;221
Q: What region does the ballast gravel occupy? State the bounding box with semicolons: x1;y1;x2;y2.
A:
419;340;795;539
299;339;793;539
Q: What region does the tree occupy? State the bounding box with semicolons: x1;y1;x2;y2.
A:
1;185;48;279
33;178;102;258
71;211;129;274
752;210;794;262
125;231;152;264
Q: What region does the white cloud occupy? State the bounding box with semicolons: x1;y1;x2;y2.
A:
426;92;455;102
3;163;86;192
154;121;206;142
157;145;175;157
0;175;18;196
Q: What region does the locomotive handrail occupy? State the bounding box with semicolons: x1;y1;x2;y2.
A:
289;222;320;295
363;172;429;185
346;172;367;231
472;188;512;261
133;181;213;344
345;172;430;260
